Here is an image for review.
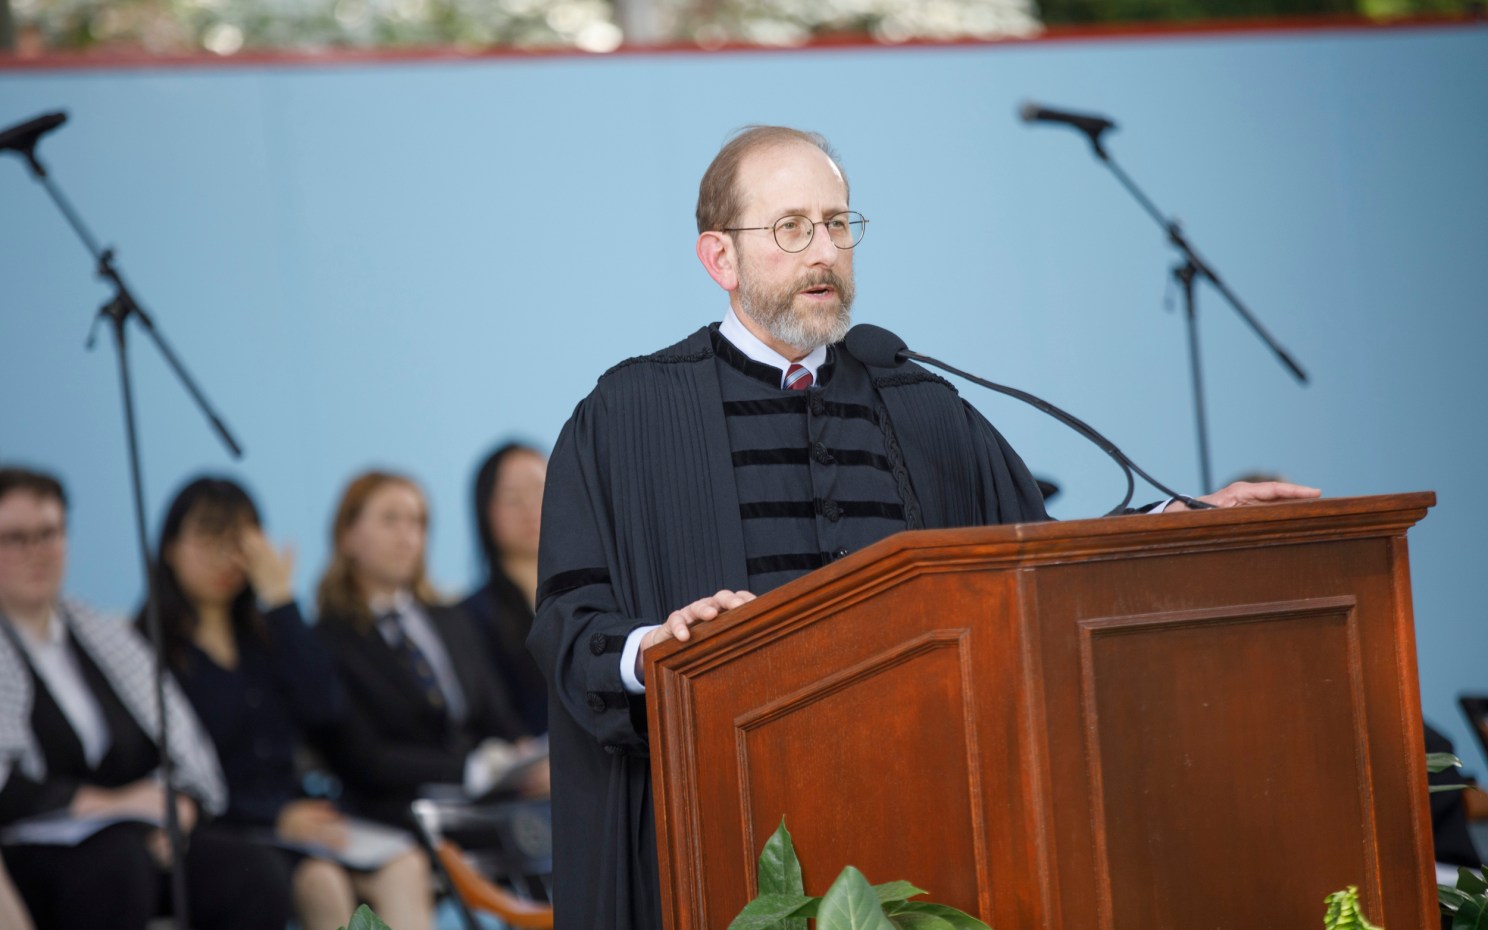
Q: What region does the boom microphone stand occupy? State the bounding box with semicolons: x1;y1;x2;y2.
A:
2;110;244;929
1019;102;1309;494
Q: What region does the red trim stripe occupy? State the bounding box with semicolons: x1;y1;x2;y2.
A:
0;12;1479;73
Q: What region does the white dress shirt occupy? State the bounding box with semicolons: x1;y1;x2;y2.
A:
11;610;112;768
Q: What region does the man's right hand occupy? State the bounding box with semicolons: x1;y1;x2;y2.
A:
635;589;755;679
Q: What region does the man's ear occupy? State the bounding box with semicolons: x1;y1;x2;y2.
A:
696;231;740;292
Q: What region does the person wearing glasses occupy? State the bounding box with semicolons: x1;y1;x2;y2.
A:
528;125;1319;930
0;467;291;930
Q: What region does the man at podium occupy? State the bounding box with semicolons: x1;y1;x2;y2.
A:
528;126;1317;930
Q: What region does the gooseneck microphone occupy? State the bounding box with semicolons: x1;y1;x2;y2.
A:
0;112;68;175
845;323;1212;515
1018;102;1116;156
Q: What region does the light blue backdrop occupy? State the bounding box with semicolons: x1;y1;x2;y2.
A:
3;26;1486;765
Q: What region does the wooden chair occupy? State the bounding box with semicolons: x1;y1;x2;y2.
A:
410;798;553;930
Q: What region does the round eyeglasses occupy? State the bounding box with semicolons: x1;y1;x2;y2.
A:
722;211;868;253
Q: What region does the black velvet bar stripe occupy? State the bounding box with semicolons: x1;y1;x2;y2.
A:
730;448;893;470
723;397;807;417
732;448;810;466
829;450;893;471
831;500;906;520
739;500;906;520
740;501;816;519
720;398;876;422
823;401;878;422
746;553;827;575
536;567;612;605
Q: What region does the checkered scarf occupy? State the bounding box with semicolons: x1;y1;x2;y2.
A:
0;598;226;815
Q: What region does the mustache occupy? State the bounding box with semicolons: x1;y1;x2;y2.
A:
796;270;849;292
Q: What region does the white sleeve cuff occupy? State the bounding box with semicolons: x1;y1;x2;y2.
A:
620;625;660;694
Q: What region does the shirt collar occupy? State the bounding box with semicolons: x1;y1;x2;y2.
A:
11;608;65;652
369;589;416;621
719;306;829;388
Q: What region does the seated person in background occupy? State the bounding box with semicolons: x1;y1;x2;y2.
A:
0;466;290;930
315;471;546;829
462;443;551;736
141;476;434;930
1425;721;1481;869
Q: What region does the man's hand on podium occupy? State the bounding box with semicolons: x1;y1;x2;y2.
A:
637;589;757;679
1164;480;1322;513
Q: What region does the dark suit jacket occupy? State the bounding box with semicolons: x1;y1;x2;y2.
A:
460;571;547;736
316;602;525;827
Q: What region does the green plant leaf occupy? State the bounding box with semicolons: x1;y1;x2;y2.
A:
1323;886;1382;930
888;913;960;930
1433;784;1472;794
728;893;816;930
815;866;897;930
873;880;928;906
759;819;806;897
1460;868;1488;896
1429;753;1465;774
342;905;392;930
1442;884;1474;913
884;901;992;929
1456;899;1488;930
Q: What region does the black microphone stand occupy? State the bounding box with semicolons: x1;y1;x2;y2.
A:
5;113;244;930
1059;121;1308;494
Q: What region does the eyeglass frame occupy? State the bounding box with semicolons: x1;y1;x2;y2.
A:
721;210;869;254
0;523;66;553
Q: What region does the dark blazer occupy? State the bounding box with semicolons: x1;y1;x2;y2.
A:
460;570;547;736
316;601;525;826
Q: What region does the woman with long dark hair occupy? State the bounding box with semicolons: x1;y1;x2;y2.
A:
461;442;550;735
144;476;432;930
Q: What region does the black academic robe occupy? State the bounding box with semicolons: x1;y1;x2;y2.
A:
529;325;1047;930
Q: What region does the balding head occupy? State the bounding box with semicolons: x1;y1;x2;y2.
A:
696;126;849;234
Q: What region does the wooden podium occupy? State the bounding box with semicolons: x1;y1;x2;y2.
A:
645;493;1438;930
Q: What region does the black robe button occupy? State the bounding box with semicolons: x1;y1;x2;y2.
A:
822;500;842;522
809;395;826;416
811;442;834;465
589;633;608;656
586;692;607;713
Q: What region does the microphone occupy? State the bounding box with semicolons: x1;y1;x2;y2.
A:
844;323;1212;514
842;323;909;368
1018;102;1115;156
0;112;68;176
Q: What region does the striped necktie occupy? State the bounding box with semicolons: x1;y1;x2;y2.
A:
784;363;813;391
379;611;446;711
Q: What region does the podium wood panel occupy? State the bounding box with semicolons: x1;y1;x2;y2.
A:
646;494;1436;929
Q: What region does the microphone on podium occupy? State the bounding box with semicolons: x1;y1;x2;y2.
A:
844;323;1210;514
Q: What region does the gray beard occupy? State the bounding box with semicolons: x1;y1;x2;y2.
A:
738;267;855;353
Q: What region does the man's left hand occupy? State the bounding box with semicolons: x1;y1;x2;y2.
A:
1164;480;1321;512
